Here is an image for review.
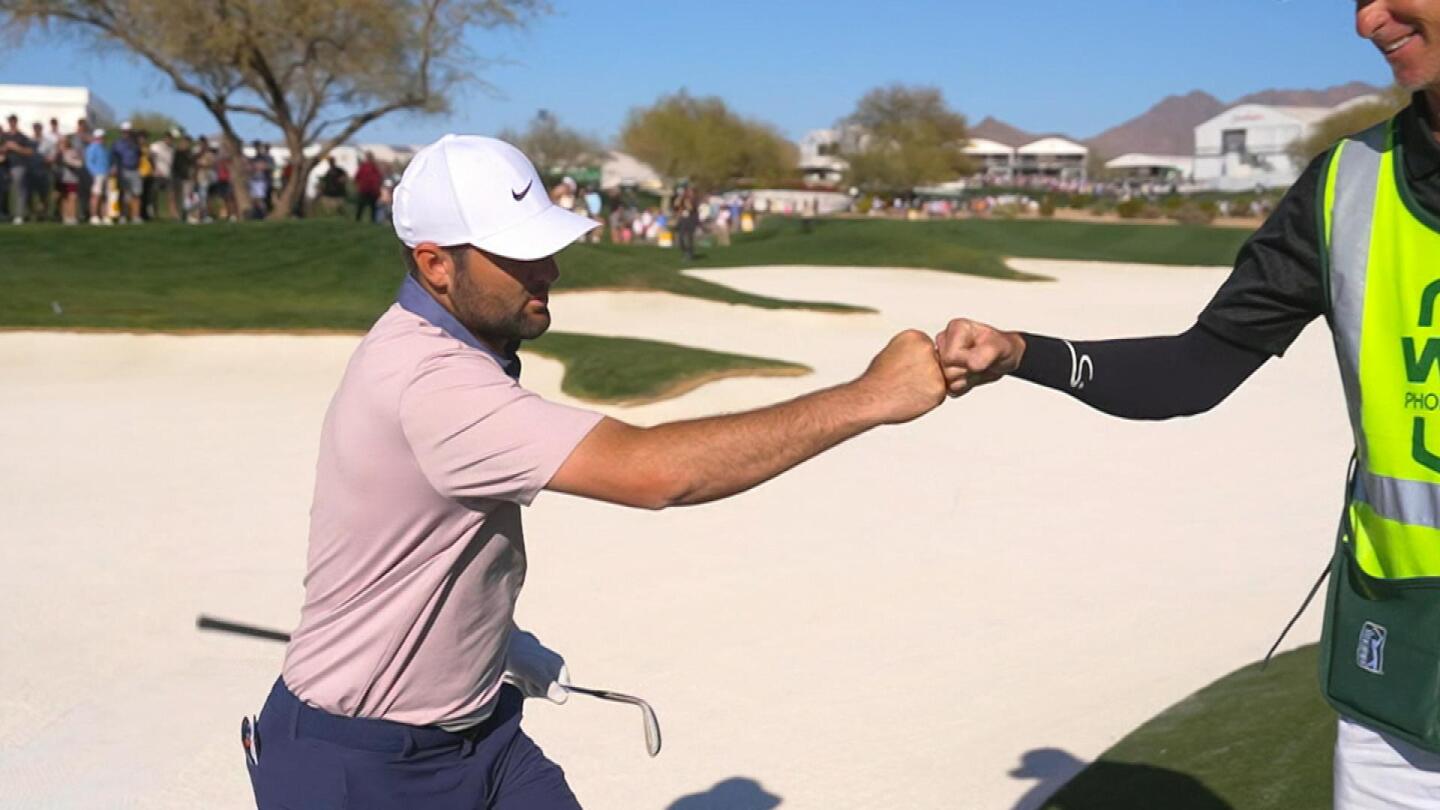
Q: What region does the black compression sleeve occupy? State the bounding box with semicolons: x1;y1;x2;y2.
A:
1011;325;1269;420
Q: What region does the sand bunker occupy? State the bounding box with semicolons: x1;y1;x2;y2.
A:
0;260;1348;809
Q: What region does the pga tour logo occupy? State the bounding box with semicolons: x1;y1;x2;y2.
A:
1356;621;1387;675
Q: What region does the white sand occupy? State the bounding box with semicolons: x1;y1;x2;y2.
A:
0;259;1349;809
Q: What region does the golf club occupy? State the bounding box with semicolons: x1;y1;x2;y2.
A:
197;614;662;756
563;685;662;757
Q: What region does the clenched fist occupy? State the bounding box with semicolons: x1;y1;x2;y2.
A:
855;329;948;424
934;318;1026;397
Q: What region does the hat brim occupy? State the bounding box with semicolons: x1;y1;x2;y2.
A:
473;204;599;261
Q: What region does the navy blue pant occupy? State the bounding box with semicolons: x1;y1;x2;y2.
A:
246;678;581;809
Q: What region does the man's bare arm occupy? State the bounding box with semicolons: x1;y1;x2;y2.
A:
547;330;945;509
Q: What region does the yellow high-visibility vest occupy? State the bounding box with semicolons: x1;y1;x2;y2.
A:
1325;118;1440;579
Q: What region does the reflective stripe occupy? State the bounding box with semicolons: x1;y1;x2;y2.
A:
1329;123;1388;448
1356;469;1440;531
1351;500;1440;579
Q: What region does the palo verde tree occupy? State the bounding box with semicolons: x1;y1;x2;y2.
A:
841;84;972;194
498;109;605;178
0;0;544;218
619;91;796;191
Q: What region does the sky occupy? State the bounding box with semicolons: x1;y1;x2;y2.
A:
0;0;1395;146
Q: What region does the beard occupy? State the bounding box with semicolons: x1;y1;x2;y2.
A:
450;264;550;343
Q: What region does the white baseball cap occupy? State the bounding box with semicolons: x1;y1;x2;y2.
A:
393;134;597;261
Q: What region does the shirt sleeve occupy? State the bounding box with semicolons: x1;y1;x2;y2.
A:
398;351;603;506
1194;150;1331;356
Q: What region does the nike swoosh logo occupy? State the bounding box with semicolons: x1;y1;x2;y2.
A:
512;180;532;201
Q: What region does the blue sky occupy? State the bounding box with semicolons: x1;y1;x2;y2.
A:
0;0;1392;145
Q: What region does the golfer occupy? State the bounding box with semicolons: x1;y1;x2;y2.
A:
244;134;947;809
934;2;1440;805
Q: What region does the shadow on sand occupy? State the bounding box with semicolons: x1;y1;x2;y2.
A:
1010;747;1233;810
666;776;781;810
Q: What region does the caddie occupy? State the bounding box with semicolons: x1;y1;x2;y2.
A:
243;134;947;809
933;1;1440;805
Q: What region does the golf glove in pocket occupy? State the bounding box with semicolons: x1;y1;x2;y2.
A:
504;627;570;704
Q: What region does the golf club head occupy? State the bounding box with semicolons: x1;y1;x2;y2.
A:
567;685;662;757
639;699;661;758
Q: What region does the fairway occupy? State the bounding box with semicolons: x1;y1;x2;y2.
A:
744;216;1252;268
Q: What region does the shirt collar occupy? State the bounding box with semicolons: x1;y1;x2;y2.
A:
396;274;521;380
1401;93;1440;183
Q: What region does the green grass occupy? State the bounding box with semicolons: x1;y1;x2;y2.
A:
0;219;872;331
739;216;1251;268
528;332;808;403
1043;644;1333;809
697;217;1023;278
0;215;1249;402
0;214;1247;331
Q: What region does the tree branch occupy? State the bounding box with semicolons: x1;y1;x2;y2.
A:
227;102;281;127
318;96;424;155
31;5;225;110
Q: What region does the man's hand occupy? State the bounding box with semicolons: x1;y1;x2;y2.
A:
935;318;1026;397
854;329;947;424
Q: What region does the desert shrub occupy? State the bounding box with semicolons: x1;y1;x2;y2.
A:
1169;202;1217;225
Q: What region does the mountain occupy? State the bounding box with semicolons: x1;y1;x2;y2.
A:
1233;81;1383;108
965;82;1387;159
969;116;1036;147
1082;82;1385;159
1085;90;1224;159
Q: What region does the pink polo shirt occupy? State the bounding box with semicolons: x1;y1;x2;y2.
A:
281;303;602;728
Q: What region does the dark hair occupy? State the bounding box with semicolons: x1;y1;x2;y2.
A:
399;241;470;278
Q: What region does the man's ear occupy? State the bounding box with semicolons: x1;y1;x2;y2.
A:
412;243;454;293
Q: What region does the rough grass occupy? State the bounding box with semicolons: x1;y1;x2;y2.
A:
1043;644;1333;810
528;332;809;404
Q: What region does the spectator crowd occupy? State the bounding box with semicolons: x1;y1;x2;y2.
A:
547;175;755;259
1;114;400;226
8;112;1263;243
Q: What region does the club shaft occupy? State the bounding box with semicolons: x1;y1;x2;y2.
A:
197;615;292;643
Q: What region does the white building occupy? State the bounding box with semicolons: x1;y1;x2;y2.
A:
600;151;663;192
963;138;1016;183
1105;153;1194;182
1191;99;1380;190
0;84;114;130
1014;137;1089;182
799;128;848;187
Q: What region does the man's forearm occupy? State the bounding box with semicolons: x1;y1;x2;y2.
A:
1012;326;1269;420
549;330;943;509
641;381;884;505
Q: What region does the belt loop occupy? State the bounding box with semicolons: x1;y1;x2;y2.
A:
401;731;417;758
459;731;476;758
287;692;301;741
